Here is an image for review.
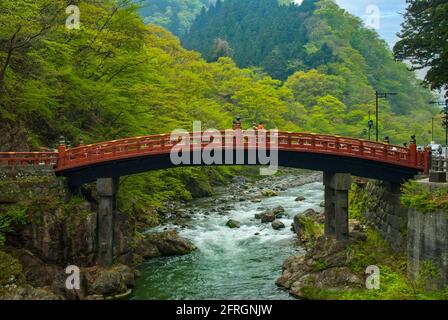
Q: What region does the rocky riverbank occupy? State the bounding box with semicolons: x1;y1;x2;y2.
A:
130;170;325;299
0;168;321;300
276;208;369;299
171;169;322;215
0;175;200;300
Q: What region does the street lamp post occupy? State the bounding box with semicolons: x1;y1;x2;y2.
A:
432;117;435;143
375;91;398;142
367;110;373;141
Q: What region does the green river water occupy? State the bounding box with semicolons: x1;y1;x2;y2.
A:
130;180;324;300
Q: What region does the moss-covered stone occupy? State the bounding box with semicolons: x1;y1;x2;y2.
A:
292;209;324;248
226;219;241;228
0;250;26;297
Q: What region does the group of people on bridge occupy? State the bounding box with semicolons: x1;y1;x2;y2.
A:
232;116;265;131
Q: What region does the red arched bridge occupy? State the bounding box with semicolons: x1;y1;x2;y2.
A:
0;131;431;265
0;131;430;186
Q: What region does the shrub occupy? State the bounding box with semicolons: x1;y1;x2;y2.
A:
0;206;28;247
401;180;448;212
348;182;368;220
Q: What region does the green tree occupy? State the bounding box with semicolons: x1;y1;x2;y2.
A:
394;0;448;96
209;38;234;61
284;70;345;108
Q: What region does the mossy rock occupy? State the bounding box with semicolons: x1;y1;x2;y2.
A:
0;250;25;296
226;219;241;228
261;189;278;197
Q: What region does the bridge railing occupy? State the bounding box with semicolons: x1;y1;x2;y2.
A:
0;131;430;173
55;131;427;171
276;132;418;165
0;152;58;167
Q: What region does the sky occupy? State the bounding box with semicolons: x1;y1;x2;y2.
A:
333;1;446;97
335;0;407;48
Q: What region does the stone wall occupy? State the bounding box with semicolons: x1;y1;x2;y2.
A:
362;181;408;252
408;209;448;289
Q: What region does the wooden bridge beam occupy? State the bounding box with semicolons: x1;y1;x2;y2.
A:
97;177;119;267
323;172;351;241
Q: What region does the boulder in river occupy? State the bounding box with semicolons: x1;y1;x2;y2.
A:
81;264;135;299
175;209;190;219
256;206;285;222
272;220;285;230
272;206;286;218
292;209;324;246
226;219;241;229
295;196;306;202
135;230;196;259
260;212;276;223
261;189;278;197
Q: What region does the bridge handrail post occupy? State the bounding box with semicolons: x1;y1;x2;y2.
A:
57;139;67;169
409;142;417;167
161;135;167;150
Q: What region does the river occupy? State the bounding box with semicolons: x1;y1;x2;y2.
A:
130;175;324;300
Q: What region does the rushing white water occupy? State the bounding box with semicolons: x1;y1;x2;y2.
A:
131;180;324;300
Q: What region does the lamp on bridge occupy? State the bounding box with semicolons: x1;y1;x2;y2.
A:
59;135;66;147
58;136;67;163
375;91;398;142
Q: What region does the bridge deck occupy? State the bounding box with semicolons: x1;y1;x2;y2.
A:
0;131;430;186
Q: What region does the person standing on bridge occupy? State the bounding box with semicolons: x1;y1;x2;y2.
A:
257;121;265;131
252;122;257;131
232;116;242;130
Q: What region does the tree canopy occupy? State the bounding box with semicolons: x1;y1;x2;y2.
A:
182;0;441;143
138;0;215;36
394;0;448;97
0;0;444;215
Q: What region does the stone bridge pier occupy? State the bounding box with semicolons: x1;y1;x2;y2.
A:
97;177;120;266
323;172;352;241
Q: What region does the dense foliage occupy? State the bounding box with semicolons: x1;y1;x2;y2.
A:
302;201;448;300
183;0;444;144
0;0;296;222
138;0;215;36
0;0;444;221
394;0;448;97
401;180;448;213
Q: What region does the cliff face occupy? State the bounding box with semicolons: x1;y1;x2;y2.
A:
0;119;31;152
1;176;133;266
0;175;135;299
